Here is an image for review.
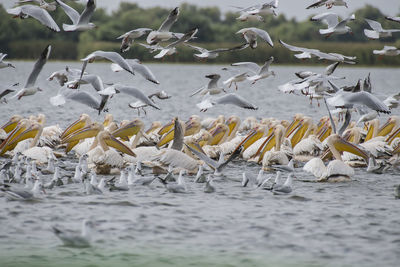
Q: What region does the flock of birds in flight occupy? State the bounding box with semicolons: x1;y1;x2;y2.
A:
0;0;400;247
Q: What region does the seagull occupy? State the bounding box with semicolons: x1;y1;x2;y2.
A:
55;0;96;31
7;4;60;32
233;0;279;19
0;53;15;69
190;74;225;97
158;170;187;193
306;0;348;9
185;143;242;175
128;90;171;115
0;89;15;103
197;93;258;112
272;173;293;194
110;59;159;84
327;90;391;114
98;84;160;110
373;46;400;57
11;45;51;100
117;28;152;52
47;66;84;86
185;43;247;59
231;56;275;84
146;7;181;45
81;51;134;77
1;179;45;200
383;93;400;110
153;28;198;59
204;175;215;193
236;27;274;48
386;16;400;24
311;13;355;37
364;19;400;39
52;219;94;248
222;69;249;90
17;0;57;12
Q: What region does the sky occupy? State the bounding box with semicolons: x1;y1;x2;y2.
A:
2;0;400;20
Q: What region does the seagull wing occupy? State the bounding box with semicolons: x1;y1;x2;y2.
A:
185;44;208;53
311;12;339;28
258;56;274;75
67;91;101;110
344;91;390;114
114;85;160;110
215;93;258;110
158;7;179;32
231;62;260;74
82;51;133;74
247;27;273;47
324;62;340;76
79;74;104;92
306;0;327;9
365;19;383;31
25;45;51;88
127;59;160;84
77;0;96;25
54;0;80;24
7;5;60;32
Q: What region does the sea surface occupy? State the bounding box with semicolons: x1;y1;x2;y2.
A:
0;62;399;267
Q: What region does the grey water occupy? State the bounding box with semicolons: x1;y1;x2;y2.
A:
0;62;399;267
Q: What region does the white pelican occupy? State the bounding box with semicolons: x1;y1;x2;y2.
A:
303;134;369;182
261;125;290;170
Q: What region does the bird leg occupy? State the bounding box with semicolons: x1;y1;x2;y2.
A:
235;83;238;90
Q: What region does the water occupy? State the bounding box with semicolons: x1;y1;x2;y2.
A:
0;62;400;267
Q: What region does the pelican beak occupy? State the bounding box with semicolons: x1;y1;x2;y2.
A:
290;121;308;148
104;135;136;157
318;125;332;142
157;128;175;148
377;119;394;137
364;123;375;142
1;119;20;133
157;120;174;135
285;118;301;138
61;125;100;144
0;120;30;152
386;127;400;145
208;125;226;146
0;124;39;155
235;127;263;152
184;120;199;136
226;119;237;136
333;137;369;162
60;117;87;140
112;121;142;140
256;132;276;163
145;123;158;135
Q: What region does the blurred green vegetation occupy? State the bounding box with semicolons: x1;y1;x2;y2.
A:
0;2;399;65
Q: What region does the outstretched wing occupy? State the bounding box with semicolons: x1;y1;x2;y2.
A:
158;7;179;32
25;44;51;88
215;93;258;110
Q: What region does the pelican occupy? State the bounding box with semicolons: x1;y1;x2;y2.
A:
304;134;369;182
261;125;290;170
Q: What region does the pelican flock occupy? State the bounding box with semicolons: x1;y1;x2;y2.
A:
1;0;400;261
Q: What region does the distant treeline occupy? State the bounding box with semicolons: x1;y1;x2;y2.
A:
1;2;400;65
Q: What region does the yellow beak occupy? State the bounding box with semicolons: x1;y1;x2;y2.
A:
158;120;174;135
377;119;394;137
104;135;136;157
60;118;87;140
0;124;39;155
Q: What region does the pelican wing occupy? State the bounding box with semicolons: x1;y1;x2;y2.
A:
82;51;133;74
231;62;260;74
215;93;258;110
365;19;383;31
114;85;160;110
25;45;51;88
158;7;179;32
311;12;339;28
77;0;96;25
7;5;60;32
54;0;80;24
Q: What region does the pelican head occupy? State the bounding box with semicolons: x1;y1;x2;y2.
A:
207;123;229;146
146;121;162;135
185;115;202;136
326;134;369;162
60;114;92;140
225;116;241;138
61;122;104;144
1;115;23;133
378;116;400;137
103;114;114;127
112;118;144;140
